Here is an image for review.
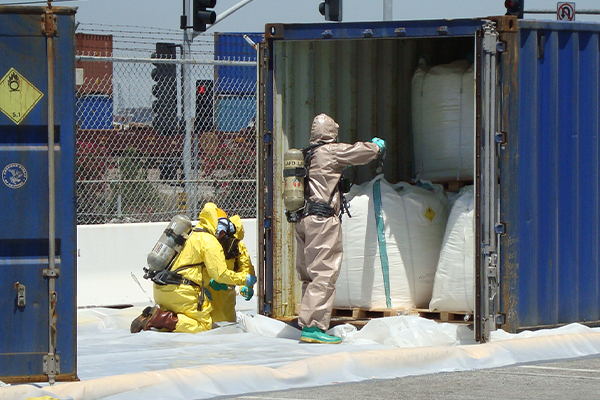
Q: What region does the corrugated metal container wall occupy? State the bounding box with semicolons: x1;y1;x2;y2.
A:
214;32;262;95
75;33;113;95
500;20;600;331
0;6;77;382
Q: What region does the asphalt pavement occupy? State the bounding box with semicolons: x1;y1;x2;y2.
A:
219;354;600;400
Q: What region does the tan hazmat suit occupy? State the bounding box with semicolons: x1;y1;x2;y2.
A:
209;215;256;322
295;113;381;330
153;203;249;333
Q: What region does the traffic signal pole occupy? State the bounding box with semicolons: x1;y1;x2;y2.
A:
182;0;197;217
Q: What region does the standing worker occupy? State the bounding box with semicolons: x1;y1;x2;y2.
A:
130;202;257;333
208;213;256;322
294;113;384;344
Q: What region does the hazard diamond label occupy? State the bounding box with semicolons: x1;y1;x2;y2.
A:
425;207;436;222
0;68;44;124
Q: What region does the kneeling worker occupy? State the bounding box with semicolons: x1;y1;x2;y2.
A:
130;202;257;333
208;213;256;322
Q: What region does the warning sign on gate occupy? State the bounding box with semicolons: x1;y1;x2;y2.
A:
0;68;44;125
557;2;576;21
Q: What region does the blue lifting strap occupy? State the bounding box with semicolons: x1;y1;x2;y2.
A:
373;178;392;309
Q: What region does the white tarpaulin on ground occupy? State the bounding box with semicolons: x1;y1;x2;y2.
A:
3;306;600;400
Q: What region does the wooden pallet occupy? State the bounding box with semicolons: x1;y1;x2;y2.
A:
410;308;472;322
331;307;472;323
331;307;408;319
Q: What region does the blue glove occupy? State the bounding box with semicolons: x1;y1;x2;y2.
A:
240;286;254;301
245;275;257;286
208;279;229;291
370;137;386;153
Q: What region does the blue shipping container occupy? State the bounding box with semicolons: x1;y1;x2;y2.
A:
215;95;256;132
76;94;113;129
0;6;77;382
214;32;263;95
259;16;600;342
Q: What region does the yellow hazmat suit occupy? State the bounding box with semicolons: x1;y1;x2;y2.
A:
209;215;256;322
153;203;249;333
295;114;381;332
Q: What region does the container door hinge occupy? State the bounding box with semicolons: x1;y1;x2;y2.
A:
494;223;506;235
263;131;272;145
43;353;60;384
496;41;507;53
495;131;506;145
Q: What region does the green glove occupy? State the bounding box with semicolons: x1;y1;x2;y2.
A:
208;279;229;291
240;286;254;301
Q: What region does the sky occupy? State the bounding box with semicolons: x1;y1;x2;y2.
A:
5;0;600;34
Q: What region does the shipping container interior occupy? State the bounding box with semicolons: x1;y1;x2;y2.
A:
271;31;479;321
274;35;476;185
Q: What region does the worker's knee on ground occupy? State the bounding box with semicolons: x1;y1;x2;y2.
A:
175;313;213;333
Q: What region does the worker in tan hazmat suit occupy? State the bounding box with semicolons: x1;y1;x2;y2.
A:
295;113;384;344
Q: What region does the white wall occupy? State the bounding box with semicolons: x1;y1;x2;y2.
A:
76;219;258;308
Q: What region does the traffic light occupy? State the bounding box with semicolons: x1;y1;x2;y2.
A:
505;0;524;18
151;42;177;134
195;79;214;134
319;0;342;21
193;0;217;32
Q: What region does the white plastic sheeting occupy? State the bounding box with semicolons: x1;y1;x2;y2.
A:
412;59;475;181
430;186;475;312
4;307;600;400
337;177;449;309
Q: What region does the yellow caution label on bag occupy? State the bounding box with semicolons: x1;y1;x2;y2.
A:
0;68;44;125
425;206;436;222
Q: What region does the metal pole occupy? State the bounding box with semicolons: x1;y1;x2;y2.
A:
182;0;196;218
383;0;393;21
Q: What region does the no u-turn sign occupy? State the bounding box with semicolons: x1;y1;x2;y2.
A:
557;2;576;21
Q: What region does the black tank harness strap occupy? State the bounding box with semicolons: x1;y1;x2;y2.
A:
151;226;214;310
301;143;351;220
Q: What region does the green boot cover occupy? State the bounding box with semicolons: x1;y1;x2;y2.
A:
300;326;341;344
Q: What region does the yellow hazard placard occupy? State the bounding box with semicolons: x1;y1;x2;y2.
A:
0;68;44;125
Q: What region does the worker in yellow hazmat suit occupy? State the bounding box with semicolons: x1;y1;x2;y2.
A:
208;214;256;322
130;202;257;333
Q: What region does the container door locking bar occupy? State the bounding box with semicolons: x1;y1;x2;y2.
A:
477;20;504;342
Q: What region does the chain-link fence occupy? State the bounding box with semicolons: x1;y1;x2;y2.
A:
75;33;259;224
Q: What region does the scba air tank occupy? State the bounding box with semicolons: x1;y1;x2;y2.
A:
147;214;193;272
283;148;305;212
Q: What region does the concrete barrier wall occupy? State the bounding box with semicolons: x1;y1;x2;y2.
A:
76;219;258;308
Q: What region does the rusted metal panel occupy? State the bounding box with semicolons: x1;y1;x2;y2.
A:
75;33;113;95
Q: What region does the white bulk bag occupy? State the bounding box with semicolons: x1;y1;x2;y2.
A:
336;176;449;310
412;59;474;181
429;185;475;312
